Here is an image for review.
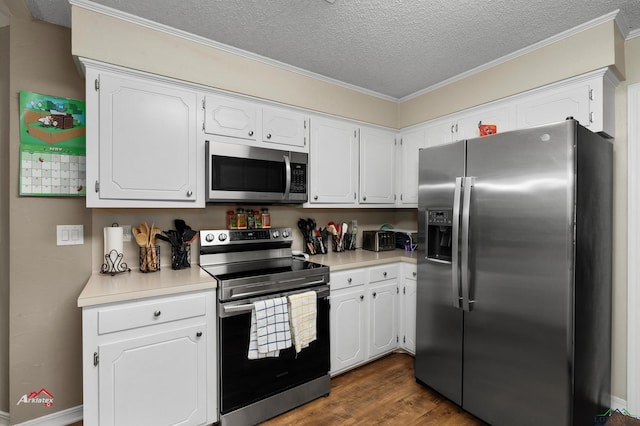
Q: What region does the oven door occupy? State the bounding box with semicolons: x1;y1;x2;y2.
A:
206;141;307;203
218;285;330;415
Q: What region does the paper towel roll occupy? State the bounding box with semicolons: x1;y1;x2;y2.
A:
104;226;124;272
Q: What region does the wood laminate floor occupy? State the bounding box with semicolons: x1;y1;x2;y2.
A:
68;352;637;425
261;352;484;425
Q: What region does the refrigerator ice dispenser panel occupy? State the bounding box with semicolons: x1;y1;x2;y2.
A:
427;208;453;262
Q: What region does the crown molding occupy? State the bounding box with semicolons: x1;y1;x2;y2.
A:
401;10;621;102
68;0;397;102
70;0;625;103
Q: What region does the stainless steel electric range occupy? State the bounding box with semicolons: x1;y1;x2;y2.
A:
199;227;330;426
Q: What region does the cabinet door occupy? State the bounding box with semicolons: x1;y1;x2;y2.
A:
368;281;398;358
360;127;396;204
97;73;197;202
262;106;308;149
309;117;358;204
456;103;514;141
98;324;207;426
424;118;455;147
330;288;366;374
397;128;426;206
204;95;258;141
515;83;591;131
402;279;417;354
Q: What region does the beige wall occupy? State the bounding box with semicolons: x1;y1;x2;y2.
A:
1;25;10;415
70;6;399;129
8;18;91;424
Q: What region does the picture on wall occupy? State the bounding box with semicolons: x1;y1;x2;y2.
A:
19;90;86;196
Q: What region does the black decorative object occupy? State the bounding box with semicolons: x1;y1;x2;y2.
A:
100;249;131;275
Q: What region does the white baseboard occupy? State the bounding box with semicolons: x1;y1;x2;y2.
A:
611;395;628;411
12;405;82;426
0;410;9;426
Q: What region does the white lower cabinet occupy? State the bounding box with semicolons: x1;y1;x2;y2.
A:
330;264;402;375
368;280;398;358
82;290;217;426
330;287;367;373
399;264;417;354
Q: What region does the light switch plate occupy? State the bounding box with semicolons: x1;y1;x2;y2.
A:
57;225;84;246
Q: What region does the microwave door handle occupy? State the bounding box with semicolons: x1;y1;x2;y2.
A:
283;154;291;199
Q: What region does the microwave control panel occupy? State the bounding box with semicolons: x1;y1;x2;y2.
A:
290;163;307;193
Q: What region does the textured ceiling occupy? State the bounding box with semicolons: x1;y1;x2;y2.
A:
22;0;640;99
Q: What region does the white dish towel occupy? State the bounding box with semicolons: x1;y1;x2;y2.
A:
288;291;317;353
248;296;292;359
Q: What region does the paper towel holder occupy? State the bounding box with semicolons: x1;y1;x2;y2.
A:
101;223;131;276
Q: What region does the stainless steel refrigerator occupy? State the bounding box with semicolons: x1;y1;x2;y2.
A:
415;119;612;426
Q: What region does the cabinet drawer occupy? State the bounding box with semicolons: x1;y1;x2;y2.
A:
98;293;207;335
404;264;417;281
330;269;366;291
368;264;398;283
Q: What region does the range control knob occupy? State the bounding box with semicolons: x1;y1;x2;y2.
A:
218;233;228;242
272;230;280;239
205;233;214;242
282;230;289;238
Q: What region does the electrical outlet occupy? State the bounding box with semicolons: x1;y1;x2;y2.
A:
122;225;132;242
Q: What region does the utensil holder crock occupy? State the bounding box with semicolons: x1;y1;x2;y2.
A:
139;245;160;272
171;244;191;270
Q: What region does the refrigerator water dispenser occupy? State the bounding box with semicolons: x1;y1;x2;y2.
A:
427;209;453;262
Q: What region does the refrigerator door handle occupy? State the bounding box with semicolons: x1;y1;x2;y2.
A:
461;176;475;312
451;177;463;309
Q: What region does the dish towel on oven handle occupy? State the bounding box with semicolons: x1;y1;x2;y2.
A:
288;291;317;353
248;296;292;359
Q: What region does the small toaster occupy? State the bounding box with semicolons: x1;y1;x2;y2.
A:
362;230;396;252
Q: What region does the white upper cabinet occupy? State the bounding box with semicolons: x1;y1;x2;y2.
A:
456;103;514;140
360;127;396;205
262;106;308;148
397;127;426;207
203;95;258;141
84;61;201;208
204;94;309;151
309;117;359;204
514;68;617;137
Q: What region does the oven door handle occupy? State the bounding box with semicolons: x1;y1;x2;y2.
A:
223;303;255;314
231;278;327;300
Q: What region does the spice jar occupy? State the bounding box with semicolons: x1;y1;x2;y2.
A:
247;209;255;229
226;210;237;229
254;210;262;229
261;208;271;228
236;208;247;229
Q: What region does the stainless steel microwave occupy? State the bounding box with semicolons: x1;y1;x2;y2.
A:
205;141;308;204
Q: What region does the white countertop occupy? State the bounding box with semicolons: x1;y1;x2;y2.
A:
78;248;417;308
78;267;217;307
309;248;417;271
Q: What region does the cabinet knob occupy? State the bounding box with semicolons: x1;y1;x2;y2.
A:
248;130;254;136
314;195;318;200
347;278;352;284
413;272;417;277
266;133;272;139
363;195;367;201
373;292;377;298
383;271;387;277
154;310;161;317
196;331;203;338
360;295;364;301
186;190;193;197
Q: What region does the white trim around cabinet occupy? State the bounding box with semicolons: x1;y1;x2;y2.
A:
627;82;640;416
